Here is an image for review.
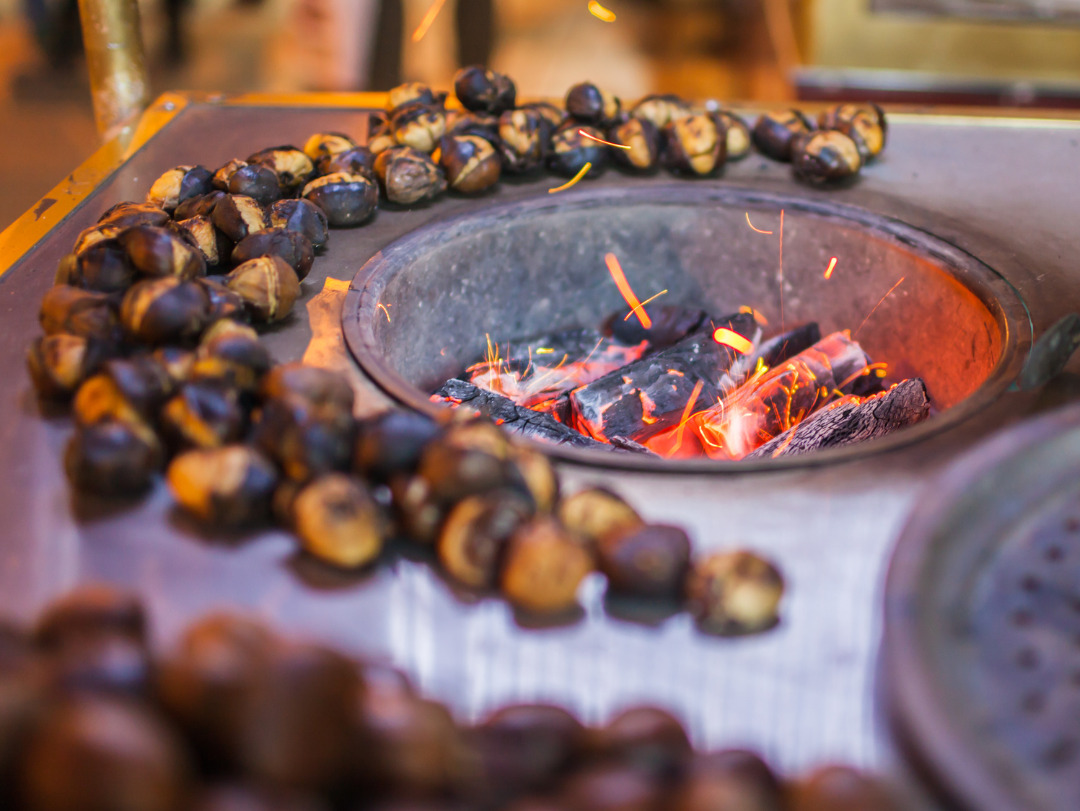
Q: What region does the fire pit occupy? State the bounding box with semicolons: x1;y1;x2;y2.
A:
344;182;1027;470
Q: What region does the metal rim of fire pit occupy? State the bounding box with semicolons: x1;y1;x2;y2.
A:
883;403;1080;811
342;183;1031;472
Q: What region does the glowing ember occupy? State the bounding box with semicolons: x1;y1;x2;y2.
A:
605;253;653;329
411;0;448;42
548;162;593;193
376;303;392;322
713;328;753;354
578;129;631;150
739;305;769;326
824;257;838;280
745;212;774;235
588;0;617;22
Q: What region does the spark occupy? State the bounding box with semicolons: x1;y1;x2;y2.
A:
548;162;592;193
578;129;630;149
824;256;838;280
411;0;448;42
588;0;617;22
739;305;769;326
623;289;669;321
778;209;785;332
536;347;554;355
713;328;753;354
770;428;798;458
745;212;774;235
376;303;392;322
855;277;906;338
837;362;889;391
605;253;652;329
669;379;705;455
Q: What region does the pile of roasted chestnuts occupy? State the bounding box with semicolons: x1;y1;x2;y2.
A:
0;583;900;811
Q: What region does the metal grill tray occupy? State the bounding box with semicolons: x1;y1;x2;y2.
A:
885;403;1080;810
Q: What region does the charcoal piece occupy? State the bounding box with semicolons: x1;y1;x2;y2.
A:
751;322;821;368
436;378;606;450
471;328;609;376
749;378;930;459
604;305;710;350
609;436;653;455
570;312;754;444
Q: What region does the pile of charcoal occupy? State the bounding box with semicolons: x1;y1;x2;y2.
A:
0;584;900;811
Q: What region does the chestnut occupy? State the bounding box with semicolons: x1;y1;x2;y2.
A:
97;200;170;229
448;111;501;147
300;172;378;227
595;706;692;780
792;130;862;184
211;194;269;243
367;121;398;155
192;319;270;393
248;145;316;196
388;81;439;110
153;346;196;387
224;255;301;323
101;354;176;415
437;490;533;589
39;285;118;342
788;764;898;811
498;108;552;174
64;418;163;497
167;444;278;526
354;409;443;482
373;146;447;206
509;446;559;513
40;628;151;697
711;110;752;161
227;162;282;206
819;103;887;160
302;131;358;163
390;473;445;545
686;550;784;635
174;190;227;221
72;373;146;430
610;118;661;172
316;145;376;180
673;749;783;811
752;109;814;162
231;228;314;280
260;363;354;411
548;123;608;178
558;763;662;811
630;93;692;129
269;198;329;250
664;113;725;176
72;223;127;256
35;584;146;647
160;382;247;450
500;517;594;615
390;103;448;154
211;158;248;191
120;277;211;344
176;215;231;268
521;101;565;129
565;81;621;127
436;134;501;194
453;65;516;115
418;442;514;505
253;393;355;483
557;487;643;549
198;277;247;323
26;333;107;400
146;164;213;212
120;224;207;280
70;236;137;292
597;524;691;600
292;473;387;569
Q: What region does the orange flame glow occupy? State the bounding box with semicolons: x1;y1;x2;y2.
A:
588;1;617;22
411;0;448;41
713;328;753;354
745;212;774;235
578;129;630;149
824;257;838;280
605;253;652;329
548;162;593;193
669;379;705;455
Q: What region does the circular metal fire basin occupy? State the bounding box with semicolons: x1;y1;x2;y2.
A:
884;403;1080;811
343;182;1029;471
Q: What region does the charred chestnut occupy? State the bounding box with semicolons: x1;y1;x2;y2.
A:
211;158;248;191
522;101;566;130
792;130;862;184
418;441;513;504
630;93;692;129
752;109;814;162
436;134;501;194
254;393;355;483
448;111;501;147
100;354;176;415
120;277;211;344
259;362;351;408
788;765;898;811
211;194;268;243
597;524;691;600
712;110;752;161
72;223;126;257
248;146;316;197
161;382;246;450
269;198;329;250
610;117;661;172
354;409;443;482
664;113;725;176
316;145;376;179
227;162;282;206
302;131;358;163
374;147;447;206
174;190;227;221
36;584;146;646
198;277;247;323
72;373;146;430
300;172;378;227
509;446;559;512
437;490;533;589
565;82;621;127
167;444;278;526
39;286;118;341
40;627;151;696
454;65;516;115
547;123;608;178
500;517;594;615
65;419;163;497
367;121;398;155
292;473;387;568
225;255;301;323
176;215;231;268
27;333;107;399
70;237;136;292
388;81;439;110
596;705;692;780
390;104;448;154
819;103;887;160
686;550;784;635
192;318;270;392
153;346;196;387
558;487;643;549
498;108;552;174
120;224;207;279
232;228;314;280
97;200;171;229
146;164;213;212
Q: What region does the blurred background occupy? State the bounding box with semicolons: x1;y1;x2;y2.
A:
0;0;1079;230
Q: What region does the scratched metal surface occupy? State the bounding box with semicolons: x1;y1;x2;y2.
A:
1;100;1079;798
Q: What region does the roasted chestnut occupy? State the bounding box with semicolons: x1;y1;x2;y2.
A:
417;440;513;504
231;228;314;280
72;373;146;430
174;190;227;221
792;130;863;184
39;285;118;341
595;705;692;780
27;333;107;399
253;393;355;483
97;200;171;229
354;409;444;482
72;224;126;257
211;158;248;191
300;172;378;227
120;277;211;344
448;111;501;147
161;382;247;450
302;131;358;163
225;255;301;323
248;145;317;196
100;354;176;415
711;110;752;161
146;164;213;212
547;123;608;178
40;626;151;696
559;763;662;811
610;118;661;172
752;110;814;162
686;550;784;635
292;473;387;568
437;490;533;589
64;418;163;497
453;65;516;115
373;147;447;206
557;487;643;549
192;318;270;393
500;517;594;615
664;113;725;176
35;584;144;648
597;523;691;600
167;444;278;526
367;121;398;155
819;103;887;160
211;194;268;243
521;101;565;129
176;215;231;268
630;93;692;129
390;104;448;154
565;82;621;127
788;765;898;811
436;134;501;194
69;236;136;292
227;162;282;206
672;749;783;811
153;346;196;387
388;81;439;110
498;108;552;174
316;145;376;180
269;198;329;250
198;277;247;323
120;224;207;280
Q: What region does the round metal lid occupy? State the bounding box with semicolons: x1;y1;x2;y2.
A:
884;403;1080;811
